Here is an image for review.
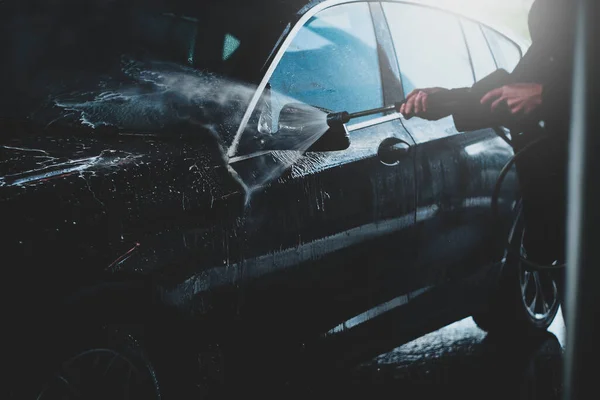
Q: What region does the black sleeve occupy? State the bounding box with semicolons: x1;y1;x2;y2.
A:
514;43;574;138
509;43;545;83
451;69;514;132
450;0;575;135
451;45;563;133
539;63;574;140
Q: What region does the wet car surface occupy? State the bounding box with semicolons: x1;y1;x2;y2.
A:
1;1;565;398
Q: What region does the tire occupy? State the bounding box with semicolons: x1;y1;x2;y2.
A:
14;324;163;400
473;201;563;335
9;289;220;400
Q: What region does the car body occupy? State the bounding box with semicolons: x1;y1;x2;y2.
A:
2;0;552;396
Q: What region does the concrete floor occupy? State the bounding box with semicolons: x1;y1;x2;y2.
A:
249;309;566;400
344;309;565;400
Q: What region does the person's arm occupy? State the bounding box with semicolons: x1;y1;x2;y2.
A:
399;69;513;130
475;55;573;135
451;69;516;131
399;87;458;120
450;40;552;131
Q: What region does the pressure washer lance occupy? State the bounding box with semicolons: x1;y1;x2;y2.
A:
326;101;407;127
326;89;468;127
327;70;516;127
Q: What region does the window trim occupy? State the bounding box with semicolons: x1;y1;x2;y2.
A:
228;0;526;158
481;24;525;69
480;24;525;60
458;19;478;83
380;1;478;97
377;1;526;60
480;23;499;69
369;2;405;106
228;0;378;158
460;18;503;80
266;2;384;129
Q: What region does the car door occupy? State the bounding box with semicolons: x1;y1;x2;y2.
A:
381;2;520;288
228;1;420;338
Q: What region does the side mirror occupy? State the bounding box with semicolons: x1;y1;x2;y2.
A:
276;103;351;152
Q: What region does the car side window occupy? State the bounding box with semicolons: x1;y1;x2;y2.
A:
267;2;383;127
131;12;199;65
461;19;498;81
382;3;475;95
481;26;522;73
382;3;475;143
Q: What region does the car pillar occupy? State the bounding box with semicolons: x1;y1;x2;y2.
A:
563;0;600;398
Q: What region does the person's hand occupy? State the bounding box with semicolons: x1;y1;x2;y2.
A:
399;87;450;120
480;83;543;115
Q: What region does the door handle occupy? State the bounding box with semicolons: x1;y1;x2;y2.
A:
378;137;412;166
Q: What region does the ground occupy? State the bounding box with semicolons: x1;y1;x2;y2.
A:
234;309;565;400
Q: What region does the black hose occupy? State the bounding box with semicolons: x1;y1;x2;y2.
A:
491;133;566;271
491;135;543;221
492;126;512;146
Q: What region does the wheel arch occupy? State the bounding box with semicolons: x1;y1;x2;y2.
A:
54;275;180;326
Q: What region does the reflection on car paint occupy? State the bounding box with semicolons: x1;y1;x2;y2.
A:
0;148;142;187
161;213;416;307
326;285;434;335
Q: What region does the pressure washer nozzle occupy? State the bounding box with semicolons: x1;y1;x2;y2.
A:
326;111;351;127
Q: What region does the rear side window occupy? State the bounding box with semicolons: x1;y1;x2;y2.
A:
268;2;383;126
131;13;199;65
481;26;522;72
461;19;497;81
382;3;475;94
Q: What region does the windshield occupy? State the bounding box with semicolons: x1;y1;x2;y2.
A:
0;0;285;144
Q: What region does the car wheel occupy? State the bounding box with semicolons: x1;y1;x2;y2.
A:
473;201;562;335
11;289;216;400
19;324;162;400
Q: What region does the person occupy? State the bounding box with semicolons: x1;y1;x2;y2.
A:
398;0;576;267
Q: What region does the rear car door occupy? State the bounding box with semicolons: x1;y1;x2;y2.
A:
381;2;520;287
229;1;420;338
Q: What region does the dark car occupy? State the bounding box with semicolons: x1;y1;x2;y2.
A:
1;0;563;398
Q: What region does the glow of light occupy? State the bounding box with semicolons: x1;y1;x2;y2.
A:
464;142;487;156
417;0;534;42
419;0;532;17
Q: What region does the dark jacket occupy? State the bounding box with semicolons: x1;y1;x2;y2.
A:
452;0;576;142
453;0;576;262
511;0;576;141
